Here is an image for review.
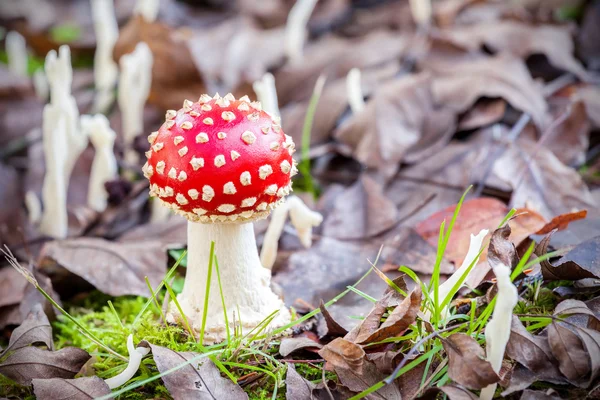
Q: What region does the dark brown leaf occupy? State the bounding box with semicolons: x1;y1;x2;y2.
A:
1;303;52;355
0;267;28;308
38;237;168;297
538;235;600;281
32;376;111;400
335;358;402;400
0;346;90;386
535;210;588;235
318;338;365;371
318;300;348;338
285;363;316;400
418;385;478;400
357;287;421;345
442;333;499;390
488;224;518;270
554;299;600;330
149;343;248;400
458;98;506;131
322;175;399;240
543;99;590;166
279;337;322;357
350;293;391;344
547;323;590;383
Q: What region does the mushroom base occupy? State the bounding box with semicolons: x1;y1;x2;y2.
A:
166;221;291;344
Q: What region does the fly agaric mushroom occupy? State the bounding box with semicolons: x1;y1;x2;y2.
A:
144;93;296;342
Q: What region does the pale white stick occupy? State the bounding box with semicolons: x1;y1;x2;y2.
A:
81;114;118;212
285;0;318;64
118;42;153;166
480;259;519;400
90;0;119;113
39;46;86;238
409;0;432;27
346;68;365;114
33;69;49;101
25;190;42;224
134;0;160;22
104;334;150;389
150;199;172;222
253;73;280;118
6;31;28;77
260;196;323;270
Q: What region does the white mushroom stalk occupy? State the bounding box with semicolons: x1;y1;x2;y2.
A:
409;0;432;28
480;260;519;400
346;68;365;114
134;0;159;23
33;69;49;101
118;42;153;166
253;73;280;119
6;31;28;78
260;196;323;270
425;229;489;321
81;114;118;212
25;190;42;224
104;334;150;389
39;46;86;239
285;0;318;64
90;0;119;113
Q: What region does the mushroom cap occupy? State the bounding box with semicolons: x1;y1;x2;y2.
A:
143;93;297;223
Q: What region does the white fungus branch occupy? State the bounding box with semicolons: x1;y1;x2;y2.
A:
39;45;86;238
253;73;280;119
25;190;42;224
134;0;160;23
480;259;519;400
81;114;117;212
346;68;365;114
285;0;318;64
33;69;49;101
104;334;150;389
260;196;323;270
6;31;28;78
118;41;153;166
409;0;432;27
90;0;119;113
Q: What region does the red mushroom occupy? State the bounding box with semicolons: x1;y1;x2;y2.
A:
143;93;296;343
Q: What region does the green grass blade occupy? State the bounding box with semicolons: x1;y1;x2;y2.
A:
199;242;216;344
213;254;231;344
164;281;196;343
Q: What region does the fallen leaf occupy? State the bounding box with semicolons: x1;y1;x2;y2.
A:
492;138;597;219
458;98;506;131
367;350;403;375
350;293;391;344
543;99;590;166
488;224;519;270
322;174;399;240
418;384;478;400
442;333;499;390
538;235;600;281
554;299;600;330
334;73;456;176
335;358;403;400
38;237;168;297
148;343;248;400
318;337;365;371
356;287;421;345
428;54;549;128
285;363;316;400
32;376;111;399
279;337;322;357
0;346;90;386
318;300;348;338
0;267;28;308
547;322;590;383
438;21;589;81
535;210;588;234
1;303;53;355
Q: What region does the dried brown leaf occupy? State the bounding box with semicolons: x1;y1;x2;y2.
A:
548;323;590;383
149;343;248;400
285;363;317;400
318;337;365;371
418;384;478;400
0;346;90;386
538;235;600;281
335;358;402;400
279;337;322;357
458;98;506;131
1;303;53;355
357;287;421;345
318;300;348;338
351;293;391;344
535;210;588;235
32;376;110;399
442;333;499;390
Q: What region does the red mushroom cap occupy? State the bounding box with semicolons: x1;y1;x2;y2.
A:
143;93;297;223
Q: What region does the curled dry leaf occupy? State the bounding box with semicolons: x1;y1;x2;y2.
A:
0;346;90;386
1;303;53;355
323;174;399;240
318;337;365;371
0;267;28;308
458;98;506;131
356;287;421;345
535;210;588;235
547;322;590;384
336;358;403;400
279;337;323;357
554;299;600;331
318;300;348;338
349;292;391;344
285;363;316;400
335;73;456;177
543;99;590;166
418;384;478;400
149;343;248;400
519;389;563;400
537;234;600;281
442;333;499;390
32;376;111;400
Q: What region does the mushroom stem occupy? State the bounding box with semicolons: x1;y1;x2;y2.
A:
409;0;432;28
253;73;280;118
6;31;28;78
25;190;42;224
118;42;153;167
104;334;150;389
169;221;290;344
346;68;365;114
33;69;49;101
285;0;318;63
81;114;117;212
90;0;119;113
134;0;160;23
